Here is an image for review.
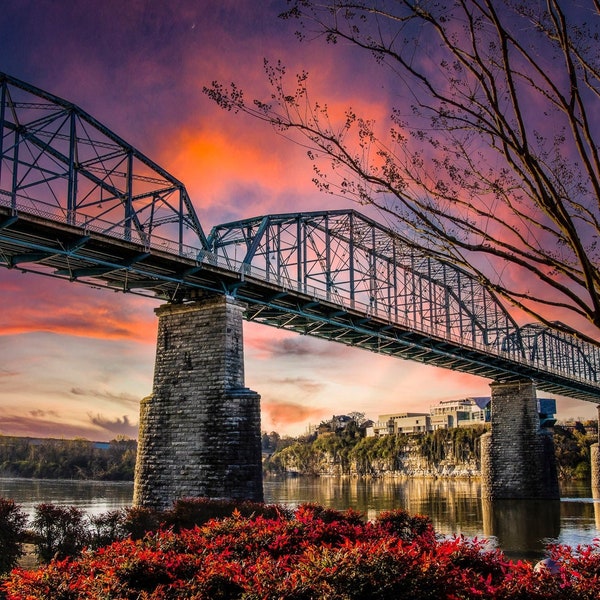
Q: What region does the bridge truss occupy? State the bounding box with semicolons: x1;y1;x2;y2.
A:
0;73;207;254
1;73;599;403
208;211;516;351
208;212;600;400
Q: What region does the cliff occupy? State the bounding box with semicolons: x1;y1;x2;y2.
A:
265;428;484;478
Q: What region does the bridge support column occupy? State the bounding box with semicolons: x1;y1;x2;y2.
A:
591;406;600;498
133;295;263;510
481;379;558;500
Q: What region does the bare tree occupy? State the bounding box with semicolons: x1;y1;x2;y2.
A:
205;0;600;343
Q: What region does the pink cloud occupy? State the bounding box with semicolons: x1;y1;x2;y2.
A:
0;410;132;442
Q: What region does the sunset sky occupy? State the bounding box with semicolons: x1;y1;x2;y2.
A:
0;0;596;442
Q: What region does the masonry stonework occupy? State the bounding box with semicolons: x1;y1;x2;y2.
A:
481;379;559;499
133;295;263;509
591;406;600;497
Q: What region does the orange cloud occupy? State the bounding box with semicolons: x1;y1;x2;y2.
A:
164;126;314;214
0;271;158;343
157;36;396;225
261;399;329;429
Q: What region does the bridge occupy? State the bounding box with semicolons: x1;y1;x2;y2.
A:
1;72;598;505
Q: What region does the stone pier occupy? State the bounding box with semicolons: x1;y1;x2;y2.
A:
481;379;559;499
591;406;600;498
133;295;263;510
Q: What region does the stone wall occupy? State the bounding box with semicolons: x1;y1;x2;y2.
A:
591;406;600;498
134;296;262;509
481;380;558;499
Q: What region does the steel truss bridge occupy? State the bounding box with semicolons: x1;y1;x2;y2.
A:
1;72;599;402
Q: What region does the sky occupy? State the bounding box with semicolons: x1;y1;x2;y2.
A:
0;0;597;442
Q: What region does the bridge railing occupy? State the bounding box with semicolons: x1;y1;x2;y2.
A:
0;192;201;260
224;258;596;386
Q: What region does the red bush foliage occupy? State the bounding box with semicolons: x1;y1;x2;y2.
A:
2;503;599;599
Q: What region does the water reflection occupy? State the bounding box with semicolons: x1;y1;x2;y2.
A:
482;499;561;561
263;475;599;560
264;476;484;537
0;478;134;519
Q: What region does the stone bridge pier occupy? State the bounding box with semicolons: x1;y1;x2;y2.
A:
133;295;263;510
591;405;600;498
481;379;559;500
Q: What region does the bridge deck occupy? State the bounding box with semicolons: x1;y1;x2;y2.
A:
1;202;598;403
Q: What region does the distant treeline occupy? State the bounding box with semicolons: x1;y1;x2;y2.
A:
0;421;595;482
0;436;137;481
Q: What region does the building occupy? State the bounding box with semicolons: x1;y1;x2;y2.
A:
367;412;430;436
367;397;556;437
430;397;491;430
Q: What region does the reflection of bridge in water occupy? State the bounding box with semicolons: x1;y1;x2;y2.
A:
1;72;599;507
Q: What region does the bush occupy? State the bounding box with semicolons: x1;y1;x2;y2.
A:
0;498;27;575
163;497;293;532
122;505;162;540
376;508;435;544
31;503;88;562
88;509;127;549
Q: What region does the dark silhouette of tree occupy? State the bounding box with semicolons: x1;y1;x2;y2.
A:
206;0;600;343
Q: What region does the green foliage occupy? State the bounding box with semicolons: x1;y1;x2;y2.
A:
553;425;594;480
266;440;325;474
0;435;137;481
0;498;27;575
262;430;299;454
266;423;591;480
417;427;486;465
349;433;408;473
267;425;488;475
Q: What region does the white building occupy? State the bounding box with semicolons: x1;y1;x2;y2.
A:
366;396;556;438
367;412;431;437
367;398;491;437
430;397;490;430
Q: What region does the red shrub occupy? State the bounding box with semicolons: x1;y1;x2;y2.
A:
3;502;600;599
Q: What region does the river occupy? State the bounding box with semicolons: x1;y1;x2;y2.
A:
1;476;598;561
